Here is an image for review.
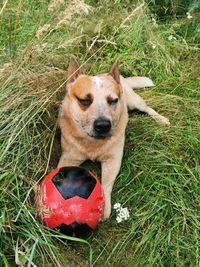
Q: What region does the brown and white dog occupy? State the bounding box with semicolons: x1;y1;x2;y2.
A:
58;57;170;219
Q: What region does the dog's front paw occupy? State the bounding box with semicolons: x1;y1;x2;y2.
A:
156;115;170;125
103;205;111;220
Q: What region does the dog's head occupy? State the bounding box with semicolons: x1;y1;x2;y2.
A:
64;57;124;140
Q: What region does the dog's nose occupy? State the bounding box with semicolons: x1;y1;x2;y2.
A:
93;118;111;134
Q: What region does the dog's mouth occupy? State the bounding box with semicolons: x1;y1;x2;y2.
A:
88;132;112;140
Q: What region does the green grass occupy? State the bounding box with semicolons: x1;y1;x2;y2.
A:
0;0;200;266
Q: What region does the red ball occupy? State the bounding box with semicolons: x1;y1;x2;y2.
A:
36;167;104;236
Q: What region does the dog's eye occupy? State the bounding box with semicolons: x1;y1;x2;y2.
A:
77;97;92;107
107;97;118;106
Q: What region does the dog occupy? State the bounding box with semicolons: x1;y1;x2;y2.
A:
58;57;170;219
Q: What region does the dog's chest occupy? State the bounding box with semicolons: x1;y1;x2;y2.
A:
65;133;116;162
79;138;114;161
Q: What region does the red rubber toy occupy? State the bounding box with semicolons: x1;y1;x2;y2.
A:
36;166;104;236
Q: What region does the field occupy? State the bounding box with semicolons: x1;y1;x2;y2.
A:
0;0;199;266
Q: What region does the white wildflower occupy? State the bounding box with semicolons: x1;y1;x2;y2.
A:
122;207;129;218
41;43;47;49
186;12;192;19
152;44;156;49
114;203;130;223
168;35;177;41
118;207;129;219
113;203;121;210
116;216;123;223
152;17;156;25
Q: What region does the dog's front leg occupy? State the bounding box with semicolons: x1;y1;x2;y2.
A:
101;151;123;219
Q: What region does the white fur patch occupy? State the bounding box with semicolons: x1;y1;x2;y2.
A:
93;76;102;88
92;76;105;115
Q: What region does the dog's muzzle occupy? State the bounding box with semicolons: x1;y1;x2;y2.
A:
93;117;111;139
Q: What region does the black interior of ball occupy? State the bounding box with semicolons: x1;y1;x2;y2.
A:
57;223;93;238
52;166;96;200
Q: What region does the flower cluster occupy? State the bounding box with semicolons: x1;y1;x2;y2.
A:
113;203;130;223
186;12;192;19
151;17;157;26
152;44;156;49
168;35;177;41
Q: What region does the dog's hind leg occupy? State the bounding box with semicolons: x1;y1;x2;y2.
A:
121;76;170;125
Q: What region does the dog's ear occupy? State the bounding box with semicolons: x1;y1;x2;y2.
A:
67;56;83;83
109;61;120;84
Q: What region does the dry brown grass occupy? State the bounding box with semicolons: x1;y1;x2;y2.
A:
36;0;92;39
48;0;65;12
